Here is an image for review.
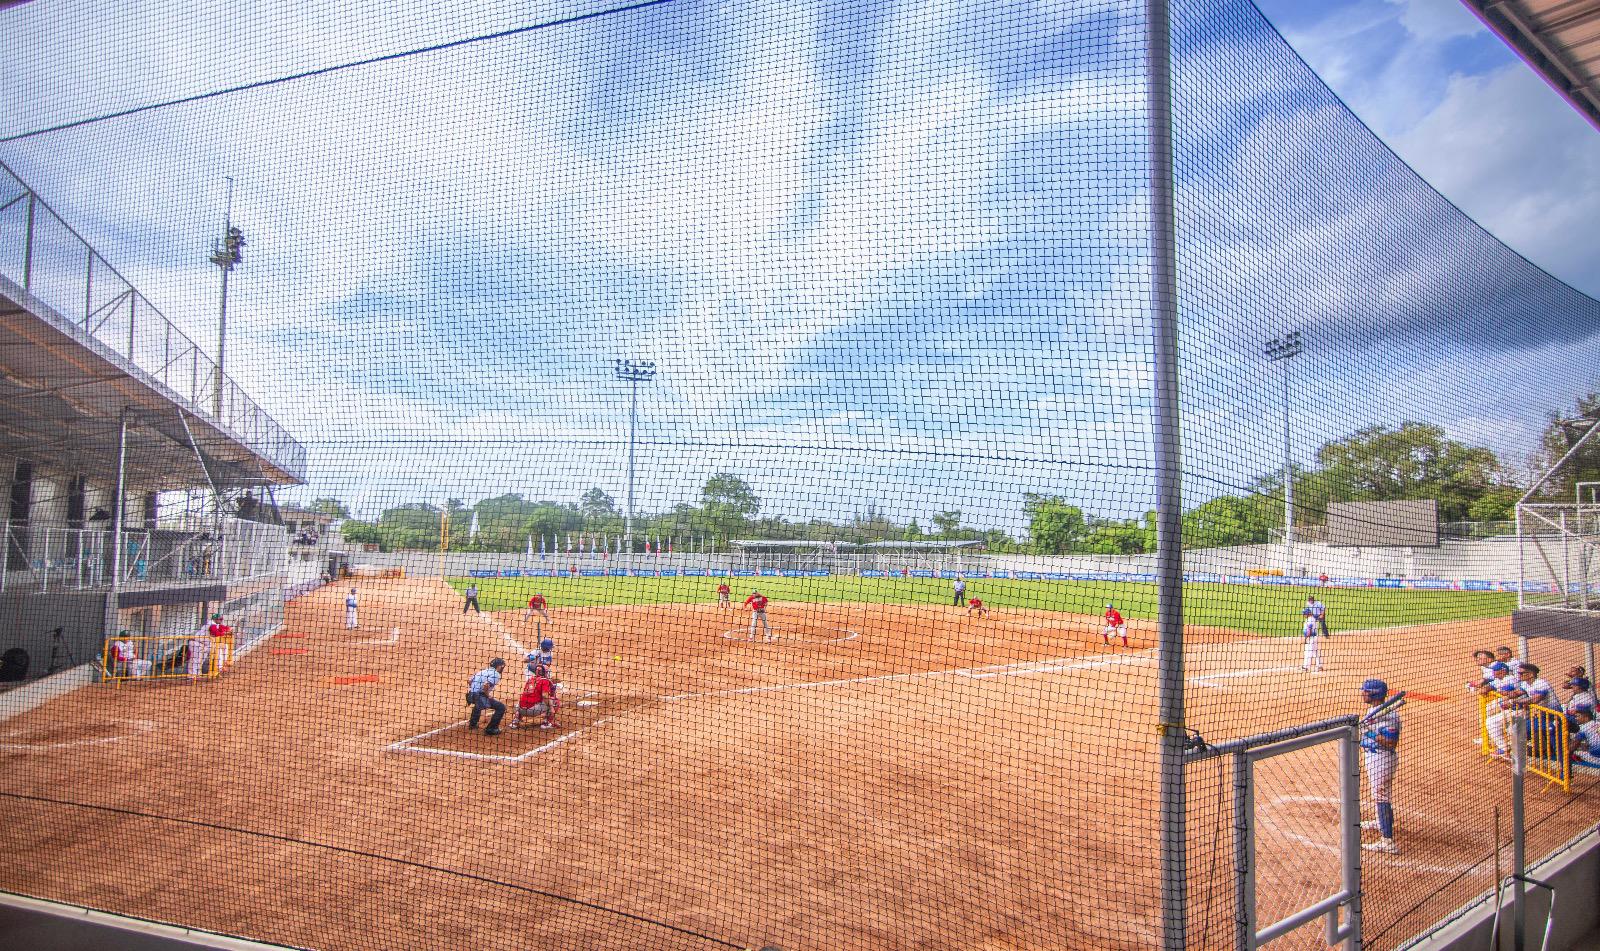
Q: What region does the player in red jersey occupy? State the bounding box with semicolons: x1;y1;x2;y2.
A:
717;580;732;611
967;597;988;618
744;590;773;641
525;592;551;624
510;664;559;730
1102;604;1127;647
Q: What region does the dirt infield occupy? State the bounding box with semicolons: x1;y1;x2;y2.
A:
0;578;1595;950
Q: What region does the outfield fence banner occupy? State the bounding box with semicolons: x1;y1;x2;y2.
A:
3;0;1599;950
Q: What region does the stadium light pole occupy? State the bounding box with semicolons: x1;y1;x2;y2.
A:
1265;331;1303;575
614;359;656;551
209;177;245;419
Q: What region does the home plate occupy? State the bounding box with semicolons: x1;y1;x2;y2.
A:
576;700;600;707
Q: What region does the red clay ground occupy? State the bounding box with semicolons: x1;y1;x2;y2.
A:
0;578;1593;950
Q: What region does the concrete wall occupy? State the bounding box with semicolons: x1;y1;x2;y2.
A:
0;591;108;683
1399;826;1600;951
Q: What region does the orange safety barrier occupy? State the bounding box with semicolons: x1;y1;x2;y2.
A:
102;634;234;687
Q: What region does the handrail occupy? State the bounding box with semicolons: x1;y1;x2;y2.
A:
0;157;306;480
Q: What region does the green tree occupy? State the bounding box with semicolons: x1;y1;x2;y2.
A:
1024;494;1086;555
1315;422;1505;523
931;510;962;537
581;487;619;520
309;497;350;519
341;520;383;548
903;518;923;541
1182;494;1275;548
1532;393;1600;501
701;473;760;541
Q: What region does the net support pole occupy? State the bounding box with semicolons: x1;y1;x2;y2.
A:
1146;0;1187;947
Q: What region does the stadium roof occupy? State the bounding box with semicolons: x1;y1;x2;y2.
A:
1463;0;1600;132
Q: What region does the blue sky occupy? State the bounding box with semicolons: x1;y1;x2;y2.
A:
1;0;1597;532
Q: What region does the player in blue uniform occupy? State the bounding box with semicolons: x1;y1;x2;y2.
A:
1359;679;1401;855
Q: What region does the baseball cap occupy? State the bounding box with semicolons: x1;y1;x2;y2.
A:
1489;662;1510;674
1360;679;1387;699
1573;677;1592;690
210;613;223;620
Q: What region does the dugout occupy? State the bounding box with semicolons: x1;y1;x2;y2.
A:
0;159;306;694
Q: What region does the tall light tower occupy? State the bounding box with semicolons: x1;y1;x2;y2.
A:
614;359;656;549
1265;331;1303;574
209;177;245;418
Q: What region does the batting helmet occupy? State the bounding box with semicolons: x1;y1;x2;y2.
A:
1360;679;1388;701
540;638;554;652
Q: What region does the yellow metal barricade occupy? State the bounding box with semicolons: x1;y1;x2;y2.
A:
1527;704;1571;794
1479;693;1493;756
102;635;233;687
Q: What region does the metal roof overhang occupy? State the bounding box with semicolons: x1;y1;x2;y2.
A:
1462;0;1600;132
0;278;301;492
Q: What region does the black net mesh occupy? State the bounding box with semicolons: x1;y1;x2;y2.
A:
0;0;1596;948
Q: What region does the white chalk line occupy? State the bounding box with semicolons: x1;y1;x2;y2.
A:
353;627;400;647
388;716;612;763
0;719;157;753
1257;794;1479;875
1189;666;1308;688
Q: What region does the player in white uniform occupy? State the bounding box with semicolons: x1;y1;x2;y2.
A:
1571;708;1600;770
1567;676;1596;712
345;588;359;630
1494;646;1522;678
1464;650;1496;692
1516;664;1562;714
1358;679;1401;854
1300;615;1323;673
1485;681;1524;758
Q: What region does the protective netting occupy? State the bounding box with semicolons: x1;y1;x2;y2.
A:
0;0;1597;949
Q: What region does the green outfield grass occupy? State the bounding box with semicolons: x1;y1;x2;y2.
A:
446;574;1513;638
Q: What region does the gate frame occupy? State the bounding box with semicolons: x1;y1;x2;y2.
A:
1188;693;1405;951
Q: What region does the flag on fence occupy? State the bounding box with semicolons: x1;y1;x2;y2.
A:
565;533;571;553
668;537;673;553
539;535;546;559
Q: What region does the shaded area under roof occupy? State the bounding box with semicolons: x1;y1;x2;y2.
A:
1463;0;1600;132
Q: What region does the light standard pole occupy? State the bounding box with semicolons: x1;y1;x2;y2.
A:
209;178;245;419
1265;331;1304;575
614;359;656;552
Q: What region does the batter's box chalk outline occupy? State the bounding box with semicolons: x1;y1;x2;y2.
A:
718;628;860;644
388;716;612;764
1188;666;1306;688
1258;794;1482;875
0;719;157;753
353;627;401;647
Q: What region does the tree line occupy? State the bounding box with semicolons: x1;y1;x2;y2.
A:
311;393;1599;555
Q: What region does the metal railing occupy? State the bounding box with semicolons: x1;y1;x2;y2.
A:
1;520;288;594
0;160;306;481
